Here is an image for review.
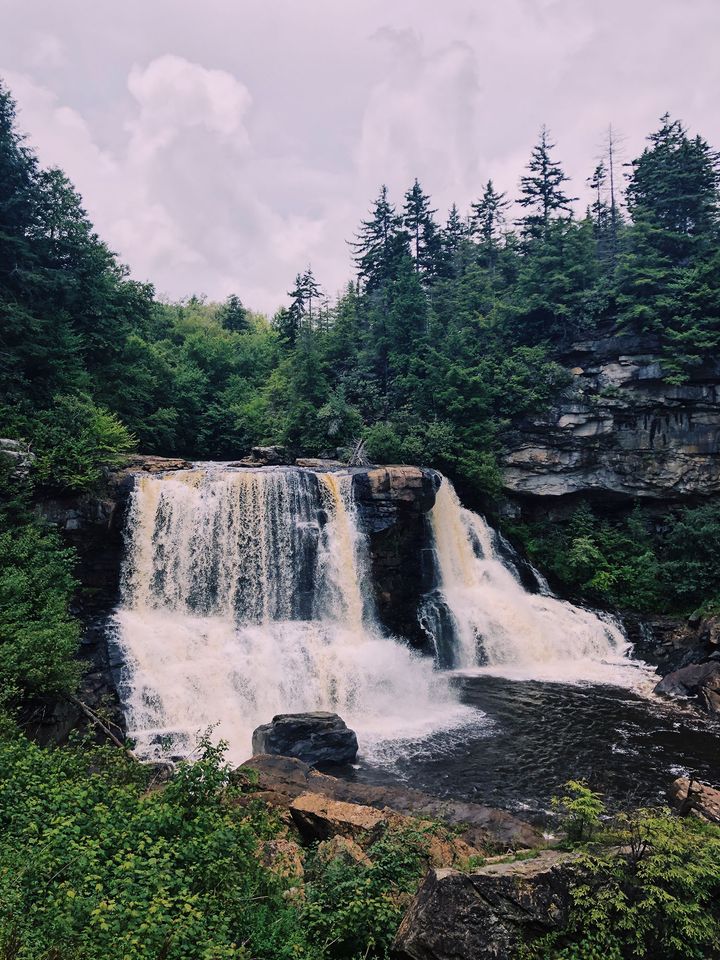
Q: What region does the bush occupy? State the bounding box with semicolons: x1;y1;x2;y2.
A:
0;520;80;701
31;394;136;494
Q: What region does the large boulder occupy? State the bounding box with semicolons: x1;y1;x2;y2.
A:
251;712;358;766
654;661;720;715
668;777;720;823
393;851;579;960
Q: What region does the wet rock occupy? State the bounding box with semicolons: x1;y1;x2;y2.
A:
251;712;359;766
668;777;720;824
239;754;541;851
394;851;579;960
352;467;441;648
654;661;720;714
124;455;192;473
232;445;292;467
295;458;346;469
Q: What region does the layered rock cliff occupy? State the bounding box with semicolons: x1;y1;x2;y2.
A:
501;328;720;502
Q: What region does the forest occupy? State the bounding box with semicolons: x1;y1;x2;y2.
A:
3;72;720;959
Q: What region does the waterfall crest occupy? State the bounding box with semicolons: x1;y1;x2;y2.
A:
114;466;470;764
426;478;641;684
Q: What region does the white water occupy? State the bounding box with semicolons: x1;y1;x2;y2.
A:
428;478;653;688
115;467;473;765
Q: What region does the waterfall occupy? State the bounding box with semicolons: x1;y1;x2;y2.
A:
426;478;641;684
114;466;471;765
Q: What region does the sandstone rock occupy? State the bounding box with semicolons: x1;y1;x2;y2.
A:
290;793;386;842
259;837;305;879
654;661;720;715
124;455;192;473
251;712;359;767
239;755;541;851
316;834;372;867
668;777;720;824
394;851;580;960
294;458;345;469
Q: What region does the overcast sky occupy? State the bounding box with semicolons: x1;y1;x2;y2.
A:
1;0;718;313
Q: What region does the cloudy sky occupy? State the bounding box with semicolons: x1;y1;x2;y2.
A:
1;0;718;312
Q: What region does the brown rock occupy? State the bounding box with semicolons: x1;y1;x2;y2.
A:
668;777;720;824
260;837;305;879
316;834;372;867
290;793;386;843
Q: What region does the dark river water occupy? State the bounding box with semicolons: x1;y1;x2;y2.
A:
346;674;720;819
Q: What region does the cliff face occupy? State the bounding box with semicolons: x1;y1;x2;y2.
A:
501;330;720;501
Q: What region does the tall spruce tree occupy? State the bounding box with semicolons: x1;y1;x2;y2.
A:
351;185;407;291
626;114;720;258
217;294;249;333
402;178;440;280
517;126;577;241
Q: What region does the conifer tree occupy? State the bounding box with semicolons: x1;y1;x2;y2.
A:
626;114;720;255
402;178;440;279
217;294;249;333
517;126;577;241
471;180;510;249
351;185;408;291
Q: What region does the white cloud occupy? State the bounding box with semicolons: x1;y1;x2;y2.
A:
1;0;719;311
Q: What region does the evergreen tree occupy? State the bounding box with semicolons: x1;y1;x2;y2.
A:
626;114;720;259
471;180;510;248
351;185;408;291
402;179;441;280
517;126;577;241
217;294;249;333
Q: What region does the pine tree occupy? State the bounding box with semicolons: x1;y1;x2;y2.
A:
517;126;577;242
626;114;720;257
471;180;510;249
217;294;249;333
402;178;440;279
351;185;408;291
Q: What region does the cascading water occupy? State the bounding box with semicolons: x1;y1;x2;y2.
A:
114;466;471;765
425;478;649;685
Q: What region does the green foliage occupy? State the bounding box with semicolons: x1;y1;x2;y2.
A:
31;395;136;494
0;516;80;701
302;825;430;960
551;780;605;843
510;501;720;614
0;734;313;960
528;798;720;959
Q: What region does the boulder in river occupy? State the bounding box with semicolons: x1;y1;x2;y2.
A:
393;851;580;960
251;712;359;766
654;661;720;715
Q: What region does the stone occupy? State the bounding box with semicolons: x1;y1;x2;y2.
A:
232;445;292;467
259;837;305;879
668;777;720;824
290;793;386;843
316;834;372;867
239;754;541;852
654;661;720;714
124;455;192;473
294;458;345;469
251;712;359;767
499;324;720;501
393;851;580;960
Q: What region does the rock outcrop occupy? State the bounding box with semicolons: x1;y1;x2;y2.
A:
501;329;720;501
251;712;358;767
353;466;441;646
394;851;580;960
654;661;720;715
668;777;720;823
238;754;541;851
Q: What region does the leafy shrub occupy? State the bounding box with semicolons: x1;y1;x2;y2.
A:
528;784;720;959
31;394;136;494
0;520;80;701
